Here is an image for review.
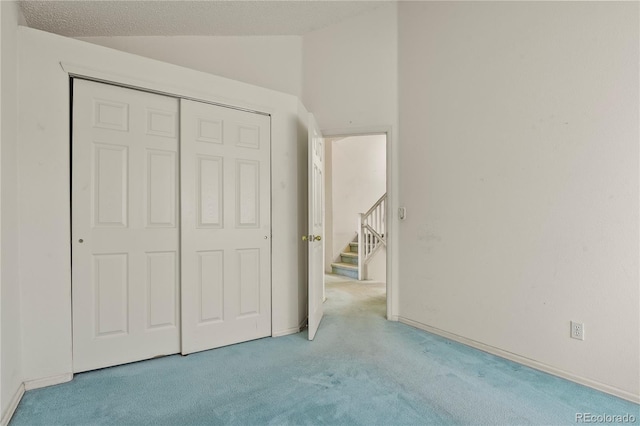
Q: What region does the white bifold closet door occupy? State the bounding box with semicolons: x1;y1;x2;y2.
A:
180;99;271;355
72;80;271;372
72;79;181;373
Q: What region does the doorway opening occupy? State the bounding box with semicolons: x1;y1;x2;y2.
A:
323;133;387;318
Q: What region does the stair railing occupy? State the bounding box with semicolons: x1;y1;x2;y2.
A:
357;193;387;280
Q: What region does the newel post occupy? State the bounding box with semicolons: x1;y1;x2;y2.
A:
357;213;364;280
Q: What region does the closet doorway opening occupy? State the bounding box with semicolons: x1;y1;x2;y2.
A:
71;78;272;373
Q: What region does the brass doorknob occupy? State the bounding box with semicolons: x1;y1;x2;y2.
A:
302;235;308;241
314;235;321;241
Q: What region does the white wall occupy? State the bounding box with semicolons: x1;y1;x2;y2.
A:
76;36;303;98
302;3;397;132
330;135;386;281
0;1;24;422
17;27;307;383
398;2;639;402
303;2;399;316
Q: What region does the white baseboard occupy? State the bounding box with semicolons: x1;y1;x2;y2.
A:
398;316;640;404
24;372;73;391
272;317;307;337
0;383;24;426
386;314;399;322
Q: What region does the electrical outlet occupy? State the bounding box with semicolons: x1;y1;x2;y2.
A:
570;321;584;340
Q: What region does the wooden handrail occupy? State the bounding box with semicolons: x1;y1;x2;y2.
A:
363;193;387;218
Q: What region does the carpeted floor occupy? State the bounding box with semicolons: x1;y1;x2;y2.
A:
10;275;639;425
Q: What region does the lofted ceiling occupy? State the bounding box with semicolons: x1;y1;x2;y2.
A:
19;0;388;37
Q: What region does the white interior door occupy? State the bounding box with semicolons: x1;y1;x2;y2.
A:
180;99;271;354
72;79;180;372
307;113;325;340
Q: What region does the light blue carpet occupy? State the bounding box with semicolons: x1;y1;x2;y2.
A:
11;276;639;425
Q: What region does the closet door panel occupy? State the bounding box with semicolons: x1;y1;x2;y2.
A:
181;99;271;355
72;79;180;373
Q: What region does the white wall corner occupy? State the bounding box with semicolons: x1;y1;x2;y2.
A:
272;316;307;338
23;373;73;391
0;382;24;426
2;0;25;422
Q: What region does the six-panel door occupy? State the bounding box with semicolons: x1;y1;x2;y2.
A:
180;99;271;355
72;80;181;372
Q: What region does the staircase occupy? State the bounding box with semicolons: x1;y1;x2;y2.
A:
331;239;360;279
331;193;386;280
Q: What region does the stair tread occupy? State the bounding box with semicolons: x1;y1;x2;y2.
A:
331;262;358;270
341;252;358;258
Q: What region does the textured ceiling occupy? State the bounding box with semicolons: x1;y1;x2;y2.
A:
19;0;387;37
